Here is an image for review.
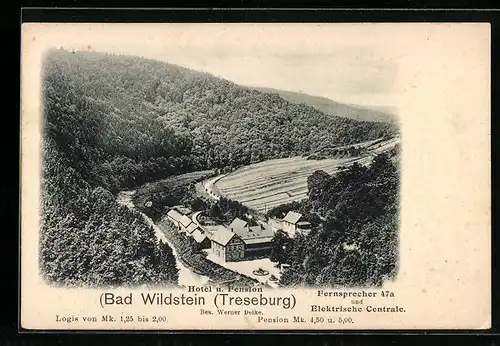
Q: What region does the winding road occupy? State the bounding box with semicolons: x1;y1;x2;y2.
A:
116;190;209;287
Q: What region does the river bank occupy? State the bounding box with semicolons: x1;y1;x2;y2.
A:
116;190;210;288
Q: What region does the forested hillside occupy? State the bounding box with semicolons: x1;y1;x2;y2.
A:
43;49;397;193
252;86;398;124
41;140;179;287
40;48;398;287
274;148;400;288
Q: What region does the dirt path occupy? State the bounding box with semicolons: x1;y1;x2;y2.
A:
116;190;210;287
199;174;226;200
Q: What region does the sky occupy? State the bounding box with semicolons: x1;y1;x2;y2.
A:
28;23;401;108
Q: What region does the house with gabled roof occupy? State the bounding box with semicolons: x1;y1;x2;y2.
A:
228;218;248;230
192;229;211;250
282;211;311;237
228;218;274;258
185;222;199;235
211;226;245;262
166;208;195;233
166;209;184;230
178;214;193;233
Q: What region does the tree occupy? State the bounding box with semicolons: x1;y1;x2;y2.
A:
280;151;400;289
189;197;208;212
279;265;305;288
209;202;222;219
155;240;179;284
270;230;294;265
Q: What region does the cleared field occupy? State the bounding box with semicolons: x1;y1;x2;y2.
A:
214;156;355;212
213;137;400;213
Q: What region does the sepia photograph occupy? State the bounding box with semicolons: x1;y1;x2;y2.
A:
40;30;400;291
21;22;490;330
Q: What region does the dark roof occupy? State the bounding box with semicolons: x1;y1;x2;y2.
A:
244;237;274;245
232;224;274;244
283;211;303;224
211;226;238;246
229;218;248;230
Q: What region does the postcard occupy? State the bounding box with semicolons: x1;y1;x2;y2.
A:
20;22;491;330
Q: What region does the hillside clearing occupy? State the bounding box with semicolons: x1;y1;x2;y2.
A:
214;156;353;212
213;137;400;212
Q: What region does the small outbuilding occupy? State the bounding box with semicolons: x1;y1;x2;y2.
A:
166;209;184;231
192;229;211;250
282;211;311;237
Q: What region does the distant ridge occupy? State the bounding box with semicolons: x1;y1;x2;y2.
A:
250;86;398;124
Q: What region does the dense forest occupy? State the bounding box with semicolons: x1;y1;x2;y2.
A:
40;48;398;287
273;148;400;288
40;154;179;287
43;49;397;193
252;86;398;124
